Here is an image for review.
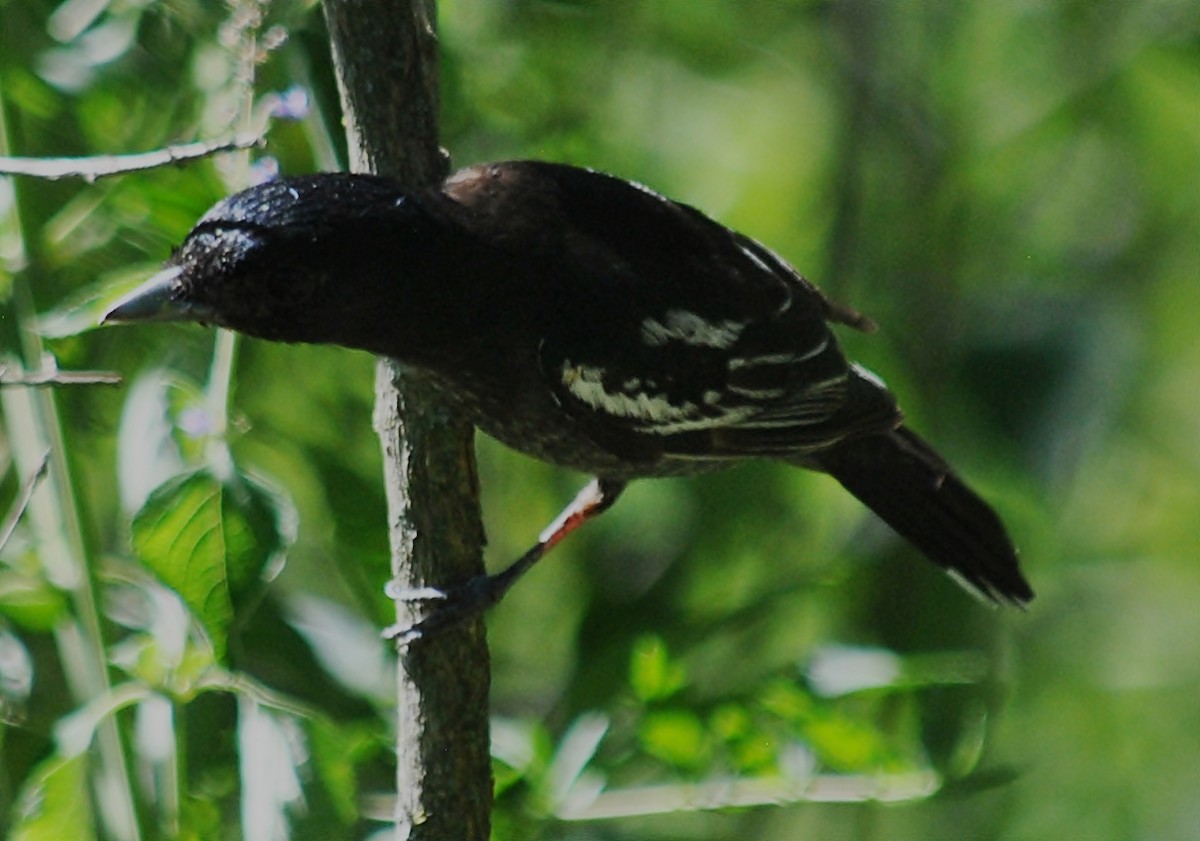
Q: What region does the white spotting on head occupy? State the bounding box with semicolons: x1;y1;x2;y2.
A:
640;309;746;349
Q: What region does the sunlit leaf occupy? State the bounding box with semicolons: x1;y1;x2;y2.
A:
117;369;205;514
0;565;68;632
0;627;34;710
109;631;217;698
55;682;152;759
8;754;95;841
759;678;905;773
283;593;393;703
638;709;710;772
237;698;304;841
131;469;292;660
628;634;686;702
800;708;900;773
306;717;364;825
544;712;609;809
709;704;778;773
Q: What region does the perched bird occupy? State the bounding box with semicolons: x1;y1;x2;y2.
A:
105;161;1032;639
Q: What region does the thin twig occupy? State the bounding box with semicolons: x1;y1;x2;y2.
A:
0;450;51;554
0;133;265;182
556;770;940;820
0;365;122;387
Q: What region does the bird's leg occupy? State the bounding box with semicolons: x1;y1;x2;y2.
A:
383;477;627;644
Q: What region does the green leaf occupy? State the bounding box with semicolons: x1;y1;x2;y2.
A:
237;698;304;838
8;754;96;841
131;469;292;660
0;628;33;709
759;679;903;773
709;703;778;773
638;710;710;772
0;565;68;632
116;369;207;514
629;634;686;702
306;717;366;824
801;708;900;773
109;631;217;698
544;712;609;809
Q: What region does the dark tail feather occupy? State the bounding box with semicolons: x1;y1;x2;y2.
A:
812;426;1033;605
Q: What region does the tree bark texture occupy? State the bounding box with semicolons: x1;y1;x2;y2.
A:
322;2;493;839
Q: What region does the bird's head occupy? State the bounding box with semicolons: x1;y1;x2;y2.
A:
104;174;436;350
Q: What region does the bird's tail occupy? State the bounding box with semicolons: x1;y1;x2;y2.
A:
811;426;1033;605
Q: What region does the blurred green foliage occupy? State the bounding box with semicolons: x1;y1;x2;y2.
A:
1;0;1198;839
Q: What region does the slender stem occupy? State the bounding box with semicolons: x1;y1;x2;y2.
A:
205;328;239;483
202;0;261;481
0;133;264;181
163;698;182;838
0;450;49;554
0;82;142;841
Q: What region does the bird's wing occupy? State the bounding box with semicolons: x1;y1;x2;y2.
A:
542;310;898;461
443;160;899;459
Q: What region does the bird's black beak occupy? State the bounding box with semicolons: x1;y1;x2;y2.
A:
102;266;213;324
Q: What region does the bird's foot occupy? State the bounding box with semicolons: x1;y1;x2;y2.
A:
381;477;628;646
381;573;510;645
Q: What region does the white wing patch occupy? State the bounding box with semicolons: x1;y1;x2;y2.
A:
640;310;745;349
562;362;681;423
728;384;787;400
732;373;847;428
727;336;830;371
636;407;757;435
560;360;755;435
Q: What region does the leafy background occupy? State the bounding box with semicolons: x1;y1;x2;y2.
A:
1;0;1198;839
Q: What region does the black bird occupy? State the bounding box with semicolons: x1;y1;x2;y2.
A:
105;161;1032;639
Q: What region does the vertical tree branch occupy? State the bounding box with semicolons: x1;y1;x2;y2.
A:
321;3;492;839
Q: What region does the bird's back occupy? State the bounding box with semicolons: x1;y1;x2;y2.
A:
424;161;900;477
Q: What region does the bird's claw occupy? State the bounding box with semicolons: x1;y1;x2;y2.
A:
380;573;507;645
383;582;450;602
380;619;427;646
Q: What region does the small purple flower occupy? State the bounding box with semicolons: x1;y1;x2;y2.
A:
269;85;310;121
248;157;280;186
